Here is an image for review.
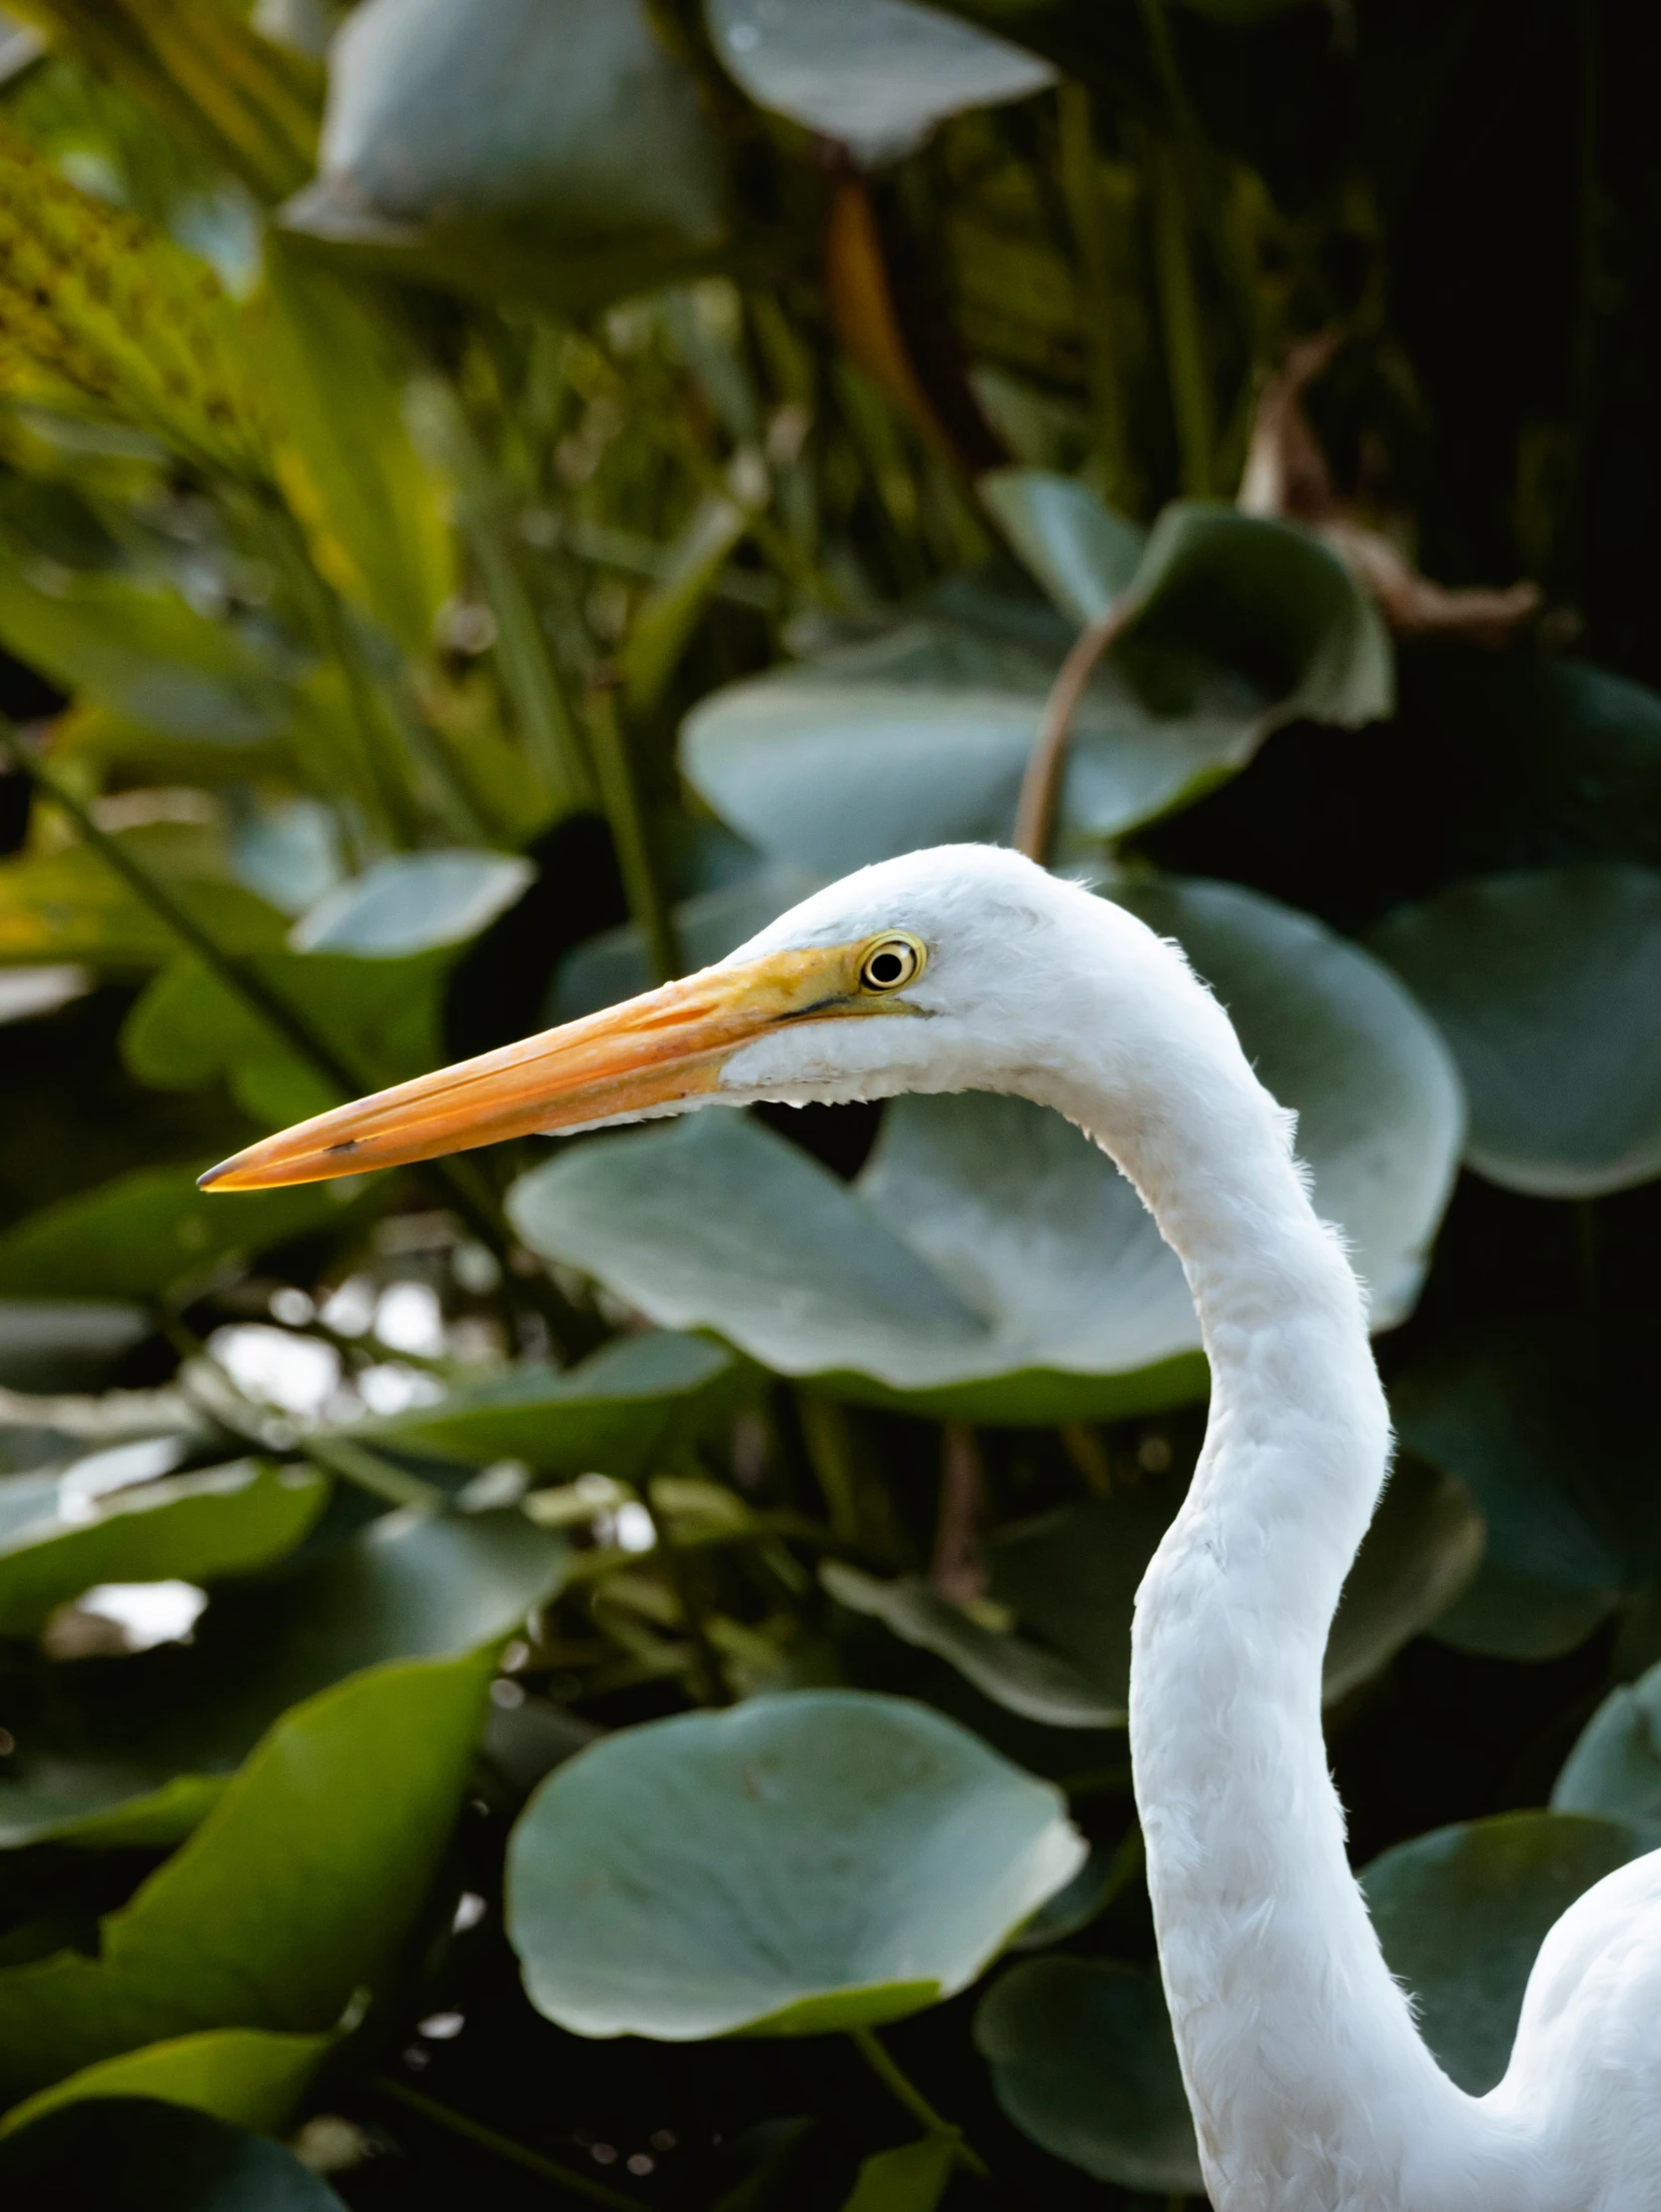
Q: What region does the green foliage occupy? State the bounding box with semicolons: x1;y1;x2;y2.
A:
505;1690;1085;2038
0;0;1654;2196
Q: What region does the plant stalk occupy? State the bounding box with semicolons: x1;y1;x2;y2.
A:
374;2078;642;2212
849;2026;990;2179
1056;82;1133;507
1012;596;1138;865
584;668;680;983
1149;136;1216;499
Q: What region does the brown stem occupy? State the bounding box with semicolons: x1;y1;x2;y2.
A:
1011;597;1138;864
929;1421;989;1608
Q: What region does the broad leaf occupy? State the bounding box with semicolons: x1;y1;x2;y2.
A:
0;1507;565;1847
505;1689;1084;2038
282;0;728;312
1359;1811;1642;2095
289;851;534;956
0;2026;330;2139
0;1649;494;2094
0;1163;357;1302
980;467;1145;622
550;870;824;1024
682;505;1390;872
1552;1662;1661;1843
706;0;1054;165
0;1458;327;1638
838;2134;957;2212
1371;864;1661;1197
0;2094;347;2208
510;876;1460;1421
0;1300;151;1392
348;1328;746;1477
974;1958;1203;2192
1392;1323;1659;1660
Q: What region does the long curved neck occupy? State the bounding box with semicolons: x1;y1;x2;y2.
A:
1030;922;1497;2208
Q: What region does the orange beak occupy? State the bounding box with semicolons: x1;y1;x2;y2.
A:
197;945;876;1193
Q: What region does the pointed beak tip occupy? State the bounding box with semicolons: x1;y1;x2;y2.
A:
198;1160;240;1192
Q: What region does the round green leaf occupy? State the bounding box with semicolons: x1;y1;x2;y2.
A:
0;2097;347;2210
1370;864;1661;1196
0;1459;327;1639
1392;1322;1656;1660
509;876;1460;1422
706;0;1054;165
1359;1811;1642;2095
288;851;534;956
973;1957;1203;2192
0;2027;331;2140
505;1690;1085;2039
0;1650;494;2097
1552;1662;1661;1843
283;0;728;311
682;505;1390;873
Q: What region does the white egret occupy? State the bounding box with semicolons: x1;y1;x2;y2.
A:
204;843;1661;2211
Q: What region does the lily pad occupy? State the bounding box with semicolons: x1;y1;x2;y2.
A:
705;0;1055;165
0;2026;331;2139
1552;1662;1661;1843
1369;864;1661;1197
682;503;1390;873
0;1507;566;1847
0;1649;494;2096
1359;1811;1643;2095
0;2095;348;2208
0;1458;327;1639
283;0;728;311
1392;1322;1658;1660
347;1328;746;1477
509;876;1460;1422
973;1957;1203;2193
505;1690;1085;2039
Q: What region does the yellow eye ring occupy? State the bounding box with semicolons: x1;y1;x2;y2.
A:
858;933;926;994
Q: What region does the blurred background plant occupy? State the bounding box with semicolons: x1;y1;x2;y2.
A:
0;1;1658;2207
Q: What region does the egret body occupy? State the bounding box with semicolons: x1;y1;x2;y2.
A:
205;844;1661;2211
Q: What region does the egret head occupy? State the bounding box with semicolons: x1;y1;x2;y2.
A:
198;845;1140;1193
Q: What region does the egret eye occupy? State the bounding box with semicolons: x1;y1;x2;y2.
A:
858;934;925;993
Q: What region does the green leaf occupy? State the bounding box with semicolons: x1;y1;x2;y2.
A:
505;1690;1085;2039
281;0;729;313
705;0;1054;165
260;241;455;660
1321;1457;1484;1703
0;561;295;745
0;1507;565;1848
1370;864;1661;1197
0;1648;493;2095
347;1328;746;1477
837;2134;957;2212
0;1163;357;1301
0;1300;151;1392
980;468;1146;622
0;2026;331;2139
510;876;1460;1421
1552;1662;1661;1843
0;1458;327;1638
973;1958;1203;2192
1359;1811;1643;2095
550;870;823;1024
821;1561;1119;1728
0;2094;347;2209
1392;1323;1657;1660
682;505;1390;872
0;832;286;970
289;851;534;956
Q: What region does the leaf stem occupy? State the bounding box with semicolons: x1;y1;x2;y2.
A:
307;1433;449;1514
583;668;680;983
374;2077;642;2212
1012;596;1138;864
848;2026;990;2180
